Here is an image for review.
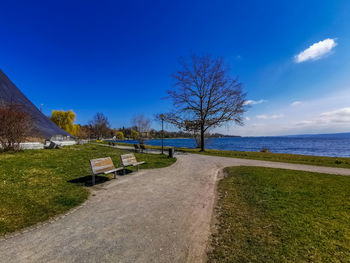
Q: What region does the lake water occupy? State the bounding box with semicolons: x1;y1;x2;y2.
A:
115;134;350;157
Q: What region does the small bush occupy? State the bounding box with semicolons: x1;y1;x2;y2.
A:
0;102;31;152
260;148;270;153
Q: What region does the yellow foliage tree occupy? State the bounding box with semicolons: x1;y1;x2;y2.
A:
131;130;139;140
50;110;80;136
116;131;124;140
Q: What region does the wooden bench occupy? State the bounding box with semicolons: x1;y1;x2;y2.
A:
139;143;147;153
90;157;123;185
120;153;145;174
133;144;140;153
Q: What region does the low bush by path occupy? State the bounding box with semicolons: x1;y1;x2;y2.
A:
0;144;176;236
209;166;350;262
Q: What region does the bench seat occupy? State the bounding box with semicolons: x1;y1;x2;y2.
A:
90;157;122;185
120;154;146;173
132;161;145;166
102;168;123;174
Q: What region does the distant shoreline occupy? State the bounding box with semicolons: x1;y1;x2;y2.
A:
124;136;242;140
111;135;350;158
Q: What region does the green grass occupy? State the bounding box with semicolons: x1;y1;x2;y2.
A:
109;140;350;168
0;144;176;236
209;166;350;262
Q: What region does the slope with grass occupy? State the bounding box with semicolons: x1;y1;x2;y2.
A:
209;166;350;262
0;144;176;236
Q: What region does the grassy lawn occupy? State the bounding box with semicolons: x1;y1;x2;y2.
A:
209;166;350;262
0;144;176;236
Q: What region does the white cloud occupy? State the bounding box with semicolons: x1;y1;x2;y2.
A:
291;101;302;106
245;117;250;121
271;114;284;119
256;114;284;120
319;108;350;123
297;108;350;126
295;38;337;63
244;99;266;105
216;91;350;136
256;114;267;119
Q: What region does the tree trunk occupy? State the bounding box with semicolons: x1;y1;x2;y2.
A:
200;125;205;151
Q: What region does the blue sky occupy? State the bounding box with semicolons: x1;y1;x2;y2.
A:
1;0;350;136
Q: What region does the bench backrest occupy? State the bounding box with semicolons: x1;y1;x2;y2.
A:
140;144;146;150
121;153;138;166
90;157;115;174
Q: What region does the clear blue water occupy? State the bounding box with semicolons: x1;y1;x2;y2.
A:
114;134;350;157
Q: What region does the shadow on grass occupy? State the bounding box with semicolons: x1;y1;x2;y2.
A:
68;169;134;187
68;175;110;187
116;169;133;175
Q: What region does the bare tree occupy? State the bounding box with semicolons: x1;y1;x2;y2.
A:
0;102;32;151
89;112;110;139
132;114;151;140
166;54;247;151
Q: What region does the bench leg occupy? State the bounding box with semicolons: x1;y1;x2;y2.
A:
114;171;117;179
123;168;126;175
136;165;139;172
92;174;95;186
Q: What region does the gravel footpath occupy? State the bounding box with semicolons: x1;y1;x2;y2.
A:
1;153;350;263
